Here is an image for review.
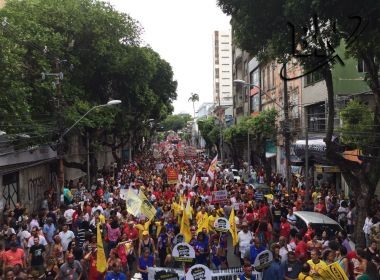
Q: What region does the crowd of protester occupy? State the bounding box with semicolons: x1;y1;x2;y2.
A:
0;145;379;280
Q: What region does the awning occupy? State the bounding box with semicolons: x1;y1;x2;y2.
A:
290;155;304;166
266;152;276;158
315;164;340;173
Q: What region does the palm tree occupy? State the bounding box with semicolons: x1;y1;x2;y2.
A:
188;93;199;147
188;92;199;120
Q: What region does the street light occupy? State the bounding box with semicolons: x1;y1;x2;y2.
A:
58;99;122;191
60;100;122;140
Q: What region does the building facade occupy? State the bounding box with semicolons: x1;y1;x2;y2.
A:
213;30;233;108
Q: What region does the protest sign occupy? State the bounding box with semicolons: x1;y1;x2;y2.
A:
214;217;230;232
186;264;212;280
172;242;195;262
253;250;273;270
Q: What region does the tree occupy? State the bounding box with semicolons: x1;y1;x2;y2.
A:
188;93;199;120
0;0;177;181
217;0;380;246
224;109;277;173
160;114;192;132
197;117;220;153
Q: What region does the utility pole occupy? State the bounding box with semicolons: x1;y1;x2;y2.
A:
305;113;309;203
283;62;291;194
87;131;90;190
55;58;65;196
218;88;223;163
247;85;251;167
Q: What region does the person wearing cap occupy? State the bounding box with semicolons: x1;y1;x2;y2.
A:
2;241;26;272
138;230;156;258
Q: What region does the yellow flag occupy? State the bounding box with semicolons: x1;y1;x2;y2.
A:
180;201;192;242
96;223;107;273
229;208;238;246
126;188;141;217
138;191;157;221
319;262;349;280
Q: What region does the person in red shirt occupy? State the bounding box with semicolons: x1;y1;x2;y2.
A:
259;201;270;222
3;242;26;270
84;248;104;280
279;216;291;238
304;224;315;242
295;233;308;262
314;197;326;214
123;221;139;242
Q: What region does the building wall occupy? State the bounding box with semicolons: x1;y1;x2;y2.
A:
64;134;120;182
19;163;51;212
0;0;5;9
213;30;233;106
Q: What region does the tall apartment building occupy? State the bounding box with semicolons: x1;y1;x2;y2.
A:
212;31;233;108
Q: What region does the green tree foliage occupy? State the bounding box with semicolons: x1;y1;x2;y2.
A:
197;117;220;151
160;114;192;132
339;100;374;149
188;93;199;119
0;0;177;156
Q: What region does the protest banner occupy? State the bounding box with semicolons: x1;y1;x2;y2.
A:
186;264;212;280
148;267;183;280
319;262;349;280
253;250;273;270
214;217;230;232
172;242;195;262
167;167;179;184
212;190;228;203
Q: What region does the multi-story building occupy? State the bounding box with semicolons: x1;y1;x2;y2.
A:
232;43;251;124
212;31;233;107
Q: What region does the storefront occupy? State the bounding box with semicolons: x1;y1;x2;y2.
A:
292;139;343;191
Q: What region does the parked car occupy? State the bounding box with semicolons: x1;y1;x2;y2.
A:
293;211;342;238
223;168;241;182
253;183;272;195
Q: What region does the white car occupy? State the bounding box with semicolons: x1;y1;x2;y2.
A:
293;211;355;249
224;168;241;182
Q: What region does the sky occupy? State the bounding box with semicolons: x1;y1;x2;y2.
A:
107;0;230;115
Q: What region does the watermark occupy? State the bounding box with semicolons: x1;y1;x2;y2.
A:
280;14;368;81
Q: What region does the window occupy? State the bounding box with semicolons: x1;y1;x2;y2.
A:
271;65;275;87
222;64;230;66
304;71;323;86
262;69;266;91
251;94;260;112
250;69;259;88
291;90;299;118
215;69;219;79
222;70;230;73
267;66;270;90
307;103;326;132
221;42;229;44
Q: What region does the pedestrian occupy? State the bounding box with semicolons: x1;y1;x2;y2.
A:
29;236;46;276
59;253;83;279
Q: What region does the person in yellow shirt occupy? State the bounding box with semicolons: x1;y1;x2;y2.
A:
306;249;327;280
196;207;209;233
298;262;314;280
214;204;225;218
208;209;217;233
